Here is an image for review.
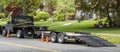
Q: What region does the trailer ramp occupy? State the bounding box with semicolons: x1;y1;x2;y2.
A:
77;36;116;47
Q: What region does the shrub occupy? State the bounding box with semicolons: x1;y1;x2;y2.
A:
28;12;36;16
0;13;5;19
39;19;45;22
33;16;39;21
1;18;9;21
56;13;64;21
36;11;49;21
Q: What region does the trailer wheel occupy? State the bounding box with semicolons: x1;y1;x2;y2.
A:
57;33;65;43
75;40;86;44
2;29;7;37
50;32;57;43
17;30;24;38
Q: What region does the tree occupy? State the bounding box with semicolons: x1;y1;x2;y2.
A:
4;0;41;15
75;0;120;27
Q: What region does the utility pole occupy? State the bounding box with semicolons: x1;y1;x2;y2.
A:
22;0;27;16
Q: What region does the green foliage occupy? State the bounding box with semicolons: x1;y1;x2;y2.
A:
35;11;49;21
56;13;64;21
98;18;107;24
55;0;75;15
33;16;38;21
39;19;45;22
0;18;9;21
0;0;11;7
0;13;5;18
28;12;36;16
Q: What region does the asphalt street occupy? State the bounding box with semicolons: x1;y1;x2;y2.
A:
0;35;120;52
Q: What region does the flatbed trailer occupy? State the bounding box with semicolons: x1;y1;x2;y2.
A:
35;30;115;47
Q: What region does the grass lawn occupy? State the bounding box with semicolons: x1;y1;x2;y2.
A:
98;35;120;44
35;20;120;34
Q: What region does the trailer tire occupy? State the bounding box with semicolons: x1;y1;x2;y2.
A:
50;32;57;43
17;30;24;38
76;39;86;44
57;33;65;43
2;29;7;37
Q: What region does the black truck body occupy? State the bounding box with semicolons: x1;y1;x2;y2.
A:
1;16;48;38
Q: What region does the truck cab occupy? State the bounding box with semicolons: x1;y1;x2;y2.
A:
1;16;48;38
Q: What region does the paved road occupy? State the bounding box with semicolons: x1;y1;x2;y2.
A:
0;35;120;52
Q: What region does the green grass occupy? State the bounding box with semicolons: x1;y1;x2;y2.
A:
34;20;120;34
98;35;120;44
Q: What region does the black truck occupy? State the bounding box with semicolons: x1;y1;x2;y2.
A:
1;16;48;38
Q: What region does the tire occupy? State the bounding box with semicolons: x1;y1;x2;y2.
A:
57;33;65;43
50;32;58;43
75;39;85;44
33;34;39;38
2;29;7;37
23;30;28;37
17;30;24;38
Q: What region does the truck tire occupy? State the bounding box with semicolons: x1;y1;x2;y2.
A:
23;30;28;38
2;29;7;37
17;30;24;38
57;33;65;43
50;32;57;43
33;34;39;38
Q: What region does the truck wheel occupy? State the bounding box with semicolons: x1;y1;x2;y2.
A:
23;30;28;37
57;33;65;43
33;34;39;38
50;32;57;43
17;30;24;38
2;29;7;37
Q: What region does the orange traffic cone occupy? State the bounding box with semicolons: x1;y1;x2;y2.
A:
6;30;10;38
46;35;49;43
40;32;44;42
41;37;44;42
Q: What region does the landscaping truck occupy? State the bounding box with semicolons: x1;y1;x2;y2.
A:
1;16;48;38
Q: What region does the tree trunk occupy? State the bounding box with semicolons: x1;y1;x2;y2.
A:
22;0;27;16
106;3;114;27
113;0;120;27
